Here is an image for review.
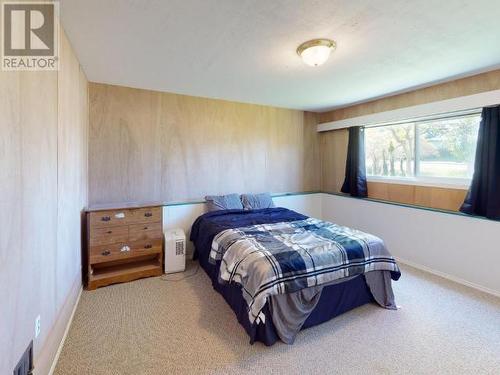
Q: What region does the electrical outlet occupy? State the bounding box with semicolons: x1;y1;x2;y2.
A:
35;315;41;338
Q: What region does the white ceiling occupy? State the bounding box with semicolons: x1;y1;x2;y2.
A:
60;0;500;112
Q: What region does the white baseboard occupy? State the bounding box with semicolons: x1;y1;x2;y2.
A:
48;287;82;375
396;257;500;299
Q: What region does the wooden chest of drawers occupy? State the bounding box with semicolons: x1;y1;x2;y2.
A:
85;205;163;290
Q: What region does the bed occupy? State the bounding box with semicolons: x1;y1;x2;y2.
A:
190;207;400;345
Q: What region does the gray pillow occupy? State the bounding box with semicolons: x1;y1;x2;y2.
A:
205;193;244;211
241;193;275;210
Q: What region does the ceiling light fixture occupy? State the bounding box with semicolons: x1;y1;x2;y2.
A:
297;39;336;67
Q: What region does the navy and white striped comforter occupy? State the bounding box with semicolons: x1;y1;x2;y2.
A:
209;217;400;323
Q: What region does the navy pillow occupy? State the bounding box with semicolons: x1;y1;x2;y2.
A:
241;193;275;210
205;193;244;211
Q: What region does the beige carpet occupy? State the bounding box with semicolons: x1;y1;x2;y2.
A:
54;263;500;375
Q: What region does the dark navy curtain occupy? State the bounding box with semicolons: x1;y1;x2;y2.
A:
341;126;368;197
460;105;500;220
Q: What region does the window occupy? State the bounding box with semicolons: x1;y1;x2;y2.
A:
365;113;481;185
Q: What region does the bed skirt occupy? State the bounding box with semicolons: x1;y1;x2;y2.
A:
198;248;375;346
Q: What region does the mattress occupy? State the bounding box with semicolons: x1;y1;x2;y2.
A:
191;208;378;345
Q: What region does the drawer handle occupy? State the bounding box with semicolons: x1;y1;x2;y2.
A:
144;212;153;217
144;244;152;249
107;230;112;234
101;216;111;222
120;245;131;252
143;226;148;230
101;250;111;256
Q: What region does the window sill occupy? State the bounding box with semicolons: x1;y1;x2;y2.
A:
366;176;470;190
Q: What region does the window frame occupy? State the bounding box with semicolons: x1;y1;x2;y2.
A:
364;109;481;189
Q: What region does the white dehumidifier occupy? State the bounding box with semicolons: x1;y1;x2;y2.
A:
164;228;186;274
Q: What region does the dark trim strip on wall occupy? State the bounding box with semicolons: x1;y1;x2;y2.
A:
166;190;498;223
87;191;323;211
322;191;497;223
164;191;322;207
88;190;498;224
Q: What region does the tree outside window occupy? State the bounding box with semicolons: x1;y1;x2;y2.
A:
365;113;480;180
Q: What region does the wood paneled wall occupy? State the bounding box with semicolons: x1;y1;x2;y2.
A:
88;83;320;205
320;128;348;193
319;69;500;211
0;27;88;375
367;182;468;211
319;69;500;123
56;29;88;308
